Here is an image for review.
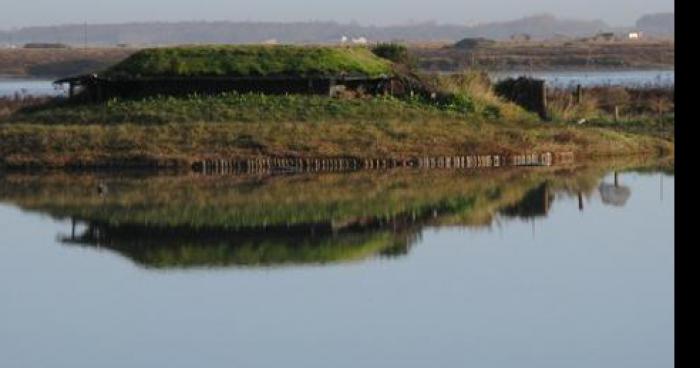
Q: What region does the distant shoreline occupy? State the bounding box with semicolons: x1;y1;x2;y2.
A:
0;40;674;79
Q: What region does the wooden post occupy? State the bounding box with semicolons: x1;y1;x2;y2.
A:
578;192;584;211
614;106;620;122
575;84;583;104
328;79;336;97
539;81;548;120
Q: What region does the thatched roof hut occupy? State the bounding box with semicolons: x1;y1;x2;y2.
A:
55;45;398;101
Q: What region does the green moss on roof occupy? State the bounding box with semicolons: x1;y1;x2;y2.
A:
103;45;394;79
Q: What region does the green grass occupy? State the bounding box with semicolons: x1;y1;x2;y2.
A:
103;45;394;78
1;93;673;169
1;70;674;169
0;119;673;169
371;43;410;64
9;93;491;125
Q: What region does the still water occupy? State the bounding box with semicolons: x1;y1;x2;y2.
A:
0;159;674;367
490;69;674;88
0;78;65;97
0;70;674;97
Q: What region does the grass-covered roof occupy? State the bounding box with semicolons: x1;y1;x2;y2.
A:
102;45;394;79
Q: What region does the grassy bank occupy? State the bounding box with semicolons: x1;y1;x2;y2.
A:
545;86;675;140
6;93;488;125
1;94;672;169
1;58;673;169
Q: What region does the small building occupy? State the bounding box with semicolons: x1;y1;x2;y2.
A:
54;45;398;101
628;31;643;39
351;37;369;45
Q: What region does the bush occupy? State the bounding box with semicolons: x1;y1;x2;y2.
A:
588;86;630;112
371;43;410;64
438;93;475;114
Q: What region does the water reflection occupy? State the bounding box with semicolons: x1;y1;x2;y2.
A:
60;217;420;268
499;183;553;219
0;157;672;269
598;172;632;207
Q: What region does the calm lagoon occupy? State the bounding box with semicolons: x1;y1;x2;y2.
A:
0;159;674;368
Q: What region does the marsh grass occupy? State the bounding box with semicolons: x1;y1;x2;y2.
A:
10;78;536;126
421;70;539;123
8;92;497;125
0;71;674;168
0;117;673;169
547;86;674;125
0;96;53;119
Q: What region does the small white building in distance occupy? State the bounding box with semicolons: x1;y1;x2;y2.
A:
628;31;642;40
352;37;368;45
340;36;368;45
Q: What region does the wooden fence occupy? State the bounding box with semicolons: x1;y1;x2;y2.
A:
193;152;574;174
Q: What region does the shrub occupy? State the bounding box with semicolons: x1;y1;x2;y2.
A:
440;93;476;114
371;43;410;64
588;86;630;112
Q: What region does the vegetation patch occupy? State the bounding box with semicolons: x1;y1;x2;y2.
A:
371;43;410;64
103;45;394;79
7;93;490;125
0;67;674;169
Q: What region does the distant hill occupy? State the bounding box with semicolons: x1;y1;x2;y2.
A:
636;13;674;37
0;14;616;46
461;14;609;40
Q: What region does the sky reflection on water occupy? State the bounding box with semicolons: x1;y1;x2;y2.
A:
0;162;673;368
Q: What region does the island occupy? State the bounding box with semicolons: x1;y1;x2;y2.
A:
0;44;673;170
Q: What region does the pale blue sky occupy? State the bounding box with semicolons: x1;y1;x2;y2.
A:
0;0;673;29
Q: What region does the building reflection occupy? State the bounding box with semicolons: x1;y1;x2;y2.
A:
60;216;422;268
0;160;662;269
55;178;562;268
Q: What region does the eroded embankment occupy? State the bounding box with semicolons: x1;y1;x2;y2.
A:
192;152;574;174
0;119;673;171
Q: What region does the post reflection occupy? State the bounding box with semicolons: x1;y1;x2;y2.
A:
599;172;632;207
